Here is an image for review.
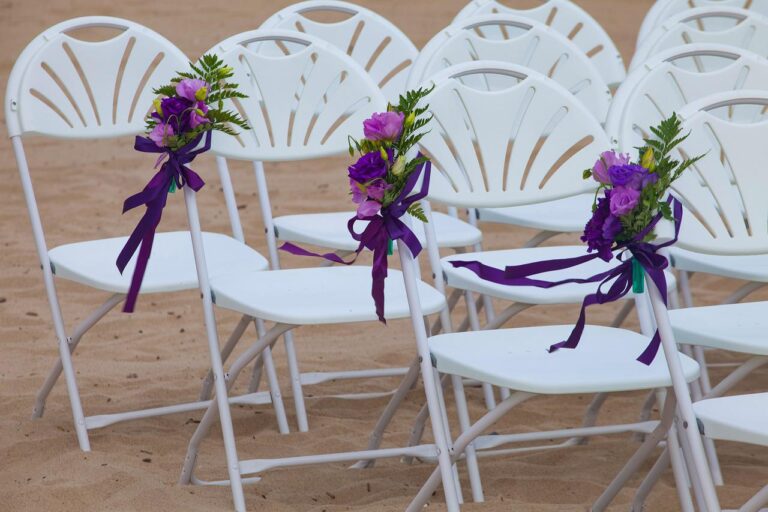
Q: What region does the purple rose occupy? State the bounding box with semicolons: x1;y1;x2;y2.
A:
593;151;630;184
176;78;208;102
609;186;640;216
348;150;390;183
363;111;404;142
149;122;174;147
581;192;618;262
608;164;648;189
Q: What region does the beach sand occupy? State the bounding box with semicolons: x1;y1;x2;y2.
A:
1;0;767;510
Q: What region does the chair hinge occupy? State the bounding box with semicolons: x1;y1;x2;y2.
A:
430;353;437;368
49;261;56;274
273;226;279;238
697;418;705;436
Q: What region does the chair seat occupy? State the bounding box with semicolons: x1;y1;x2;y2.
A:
429;325;700;394
671;248;768;282
442;246;677;304
476;193;593;233
49;231;269;294
669;301;768;355
695;393;768;447
211;266;446;325
273;211;482;252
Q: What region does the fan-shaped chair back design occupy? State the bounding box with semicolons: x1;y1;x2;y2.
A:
205;30;387;161
638;0;768;46
608;44;768;151
631;7;768;70
417;61;608;209
667;90;768;256
6;16;188;139
407;14;611;123
454;0;625;87
260;0;417;104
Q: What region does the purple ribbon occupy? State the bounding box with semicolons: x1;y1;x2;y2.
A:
450;197;683;365
280;159;431;323
116;131;210;312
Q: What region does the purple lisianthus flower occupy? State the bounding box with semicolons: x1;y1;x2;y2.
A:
593;150;630;184
176;78;208;102
357;199;381;218
610;186;640;216
149;122;174;147
608;164;649;189
349;178;366;204
366;179;391;201
189;101;209;129
348;150;391;183
363;111;404;142
581;193;617;262
159;96;192;133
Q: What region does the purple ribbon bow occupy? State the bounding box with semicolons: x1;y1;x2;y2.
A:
116;131;211;312
450;197;682;365
280;159;431;323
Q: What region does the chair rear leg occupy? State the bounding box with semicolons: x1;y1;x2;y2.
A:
464;290;496;409
199;314;251;401
282;330;309;432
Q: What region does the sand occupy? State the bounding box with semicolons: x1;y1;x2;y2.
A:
1;0;767;510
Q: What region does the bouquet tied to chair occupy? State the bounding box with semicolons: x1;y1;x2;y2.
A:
451;115;703;364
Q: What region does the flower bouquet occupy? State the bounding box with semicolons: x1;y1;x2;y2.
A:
117;54;249;312
451;114;702;363
281;87;435;323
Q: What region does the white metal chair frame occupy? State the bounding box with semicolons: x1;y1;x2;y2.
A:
5;16;287;451
453;0;626;87
630;6;768;71
259;0;418;105
389;62;720;511
637;0;768;48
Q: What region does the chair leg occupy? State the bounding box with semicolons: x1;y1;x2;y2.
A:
464;290;496;409
574;392;608;445
246;319;270;394
451;374;484;502
432;371;463;504
32;293;124;419
740;484;768;512
633;390;657;442
199;314;251;401
667;422;697;512
404;376;447;464
282;330;309;432
261;346;289;434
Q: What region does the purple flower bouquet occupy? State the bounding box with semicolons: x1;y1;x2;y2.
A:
117;54;249;312
451;115;702;363
281;87;435;323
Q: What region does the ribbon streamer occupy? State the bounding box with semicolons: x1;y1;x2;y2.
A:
116;131;211;312
280;159;431;323
450;197;682;365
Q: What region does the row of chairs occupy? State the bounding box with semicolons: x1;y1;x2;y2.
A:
6;0;768;510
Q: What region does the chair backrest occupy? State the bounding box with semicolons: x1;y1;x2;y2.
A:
5;16;188;139
630;7;768;71
453;0;625;87
260;0;417;105
637;0;768;47
662;90;768;256
407;14;612;123
205;29;387;162
607;44;768;151
416;61;608;209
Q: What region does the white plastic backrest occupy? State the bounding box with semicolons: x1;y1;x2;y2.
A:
205;30;386;161
5;16;188;139
661;90;768;255
607;44;768;152
453;0;625;87
417;61;608;209
260;0;417;104
407;14;612;123
638;0;768;46
630;7;768;71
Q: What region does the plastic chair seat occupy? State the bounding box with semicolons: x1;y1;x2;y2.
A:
442;246;677;304
476;193;593;233
49;231;269;294
211;266;446;325
429;325;700;394
273;211;482;252
669;301;768;355
694;393;768;446
671;248;768;282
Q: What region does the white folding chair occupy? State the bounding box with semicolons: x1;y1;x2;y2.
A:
610;48;768;409
4;16;290;451
637;0;768;48
631;7;768;71
631;90;768;512
259;0;417;105
388;61;715;511
453;0;626;88
175;30;469;511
